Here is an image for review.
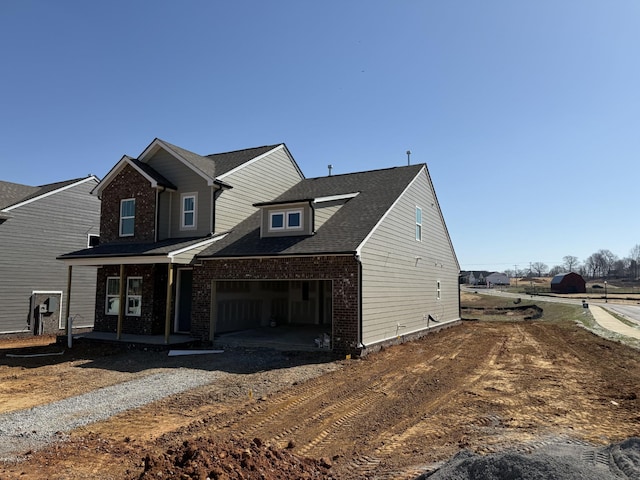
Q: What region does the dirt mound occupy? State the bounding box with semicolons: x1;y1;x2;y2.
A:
422;438;640;480
134;436;332;479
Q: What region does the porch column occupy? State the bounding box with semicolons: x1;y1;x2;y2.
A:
117;264;125;340
164;263;174;344
65;265;72;336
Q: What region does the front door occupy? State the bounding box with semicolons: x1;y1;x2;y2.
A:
175;269;193;333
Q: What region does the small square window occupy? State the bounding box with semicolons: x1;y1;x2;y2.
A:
287;211;301;228
270;212;284;229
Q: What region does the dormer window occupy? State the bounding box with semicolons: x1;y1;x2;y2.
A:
181;193;197;229
120;198;135;237
269;209;303;232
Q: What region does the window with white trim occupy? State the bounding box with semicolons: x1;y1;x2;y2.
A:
269;209;303;231
415;206;422;241
436;280;441;300
105;276;143;316
181;193;197;229
126;277;142;316
120;198;135;236
87;234;100;248
106;277;120;315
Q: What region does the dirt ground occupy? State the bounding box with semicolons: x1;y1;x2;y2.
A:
1;296;640;479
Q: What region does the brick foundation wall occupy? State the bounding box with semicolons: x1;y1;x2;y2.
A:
100;164;156;243
191;255;361;355
95;264;168;335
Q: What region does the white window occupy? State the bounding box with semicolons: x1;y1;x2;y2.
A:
416;206;422;241
126;277;142;316
181;193;197;229
436;280;441;300
120;198;135;237
106;277;120;315
105;276;142;316
270;212;284;230
269;209;303;231
287;210;301;228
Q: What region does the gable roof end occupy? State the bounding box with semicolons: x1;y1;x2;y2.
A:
2;176;99;212
92;155;176;196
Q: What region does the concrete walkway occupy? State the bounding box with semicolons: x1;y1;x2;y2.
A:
588;305;640;340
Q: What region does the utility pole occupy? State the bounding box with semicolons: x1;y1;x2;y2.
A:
514;265;518;287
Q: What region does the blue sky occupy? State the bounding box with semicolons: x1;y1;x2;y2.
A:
1;1;639;272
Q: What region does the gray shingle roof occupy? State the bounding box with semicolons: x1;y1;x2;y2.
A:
128;157;177;190
0;178;87;210
0;181;38;209
153;139;283;181
58;236;210;260
199;164;425;258
207;144;283;176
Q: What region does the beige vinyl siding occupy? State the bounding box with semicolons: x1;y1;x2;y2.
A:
0;179;100;333
359;169;459;346
313;200;346;231
171;240;218;264
215;147;303;233
146;149;213;238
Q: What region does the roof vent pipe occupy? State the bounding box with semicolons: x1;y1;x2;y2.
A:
328;164;333;176
406;150;411;166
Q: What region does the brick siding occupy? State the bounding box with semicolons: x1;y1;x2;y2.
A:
100;164;156;243
191;255;361;355
94;264;169;335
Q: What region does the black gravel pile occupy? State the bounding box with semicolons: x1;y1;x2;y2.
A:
420;437;640;480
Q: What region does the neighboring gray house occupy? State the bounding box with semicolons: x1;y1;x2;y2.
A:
485;272;510;286
60;139;460;355
0;176;100;336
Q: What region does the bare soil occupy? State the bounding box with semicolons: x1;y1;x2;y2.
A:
1;298;640;479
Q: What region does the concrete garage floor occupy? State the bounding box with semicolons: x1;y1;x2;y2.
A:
213;324;332;351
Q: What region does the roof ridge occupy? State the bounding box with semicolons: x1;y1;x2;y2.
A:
205;144;282;158
305;163;424;181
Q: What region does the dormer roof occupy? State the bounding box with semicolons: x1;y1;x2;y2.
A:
198;164;429;258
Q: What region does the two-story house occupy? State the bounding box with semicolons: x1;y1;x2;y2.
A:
1;176;100;336
60;138;460;356
59;139;303;341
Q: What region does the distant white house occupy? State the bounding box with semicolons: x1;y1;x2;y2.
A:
486;272;510;286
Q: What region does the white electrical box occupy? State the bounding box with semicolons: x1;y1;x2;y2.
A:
38;303;48;313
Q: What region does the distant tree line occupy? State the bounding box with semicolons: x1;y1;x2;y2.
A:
502;245;640;280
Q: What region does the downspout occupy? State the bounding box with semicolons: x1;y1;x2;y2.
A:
155;187;165;242
309;200;315;234
355;254;364;352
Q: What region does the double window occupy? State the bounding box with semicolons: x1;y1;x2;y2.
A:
436;280;441;300
269;209;303;231
105;277;142;316
120;198;135;237
181;193;197;229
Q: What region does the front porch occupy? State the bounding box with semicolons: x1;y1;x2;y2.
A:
62;331;200;350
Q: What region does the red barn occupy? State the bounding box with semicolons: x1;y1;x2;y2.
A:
550;272;586;294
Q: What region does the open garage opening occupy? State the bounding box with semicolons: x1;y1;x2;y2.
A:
211;279;333;351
